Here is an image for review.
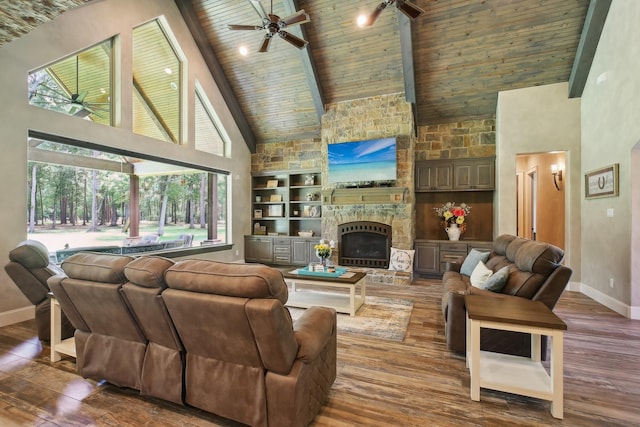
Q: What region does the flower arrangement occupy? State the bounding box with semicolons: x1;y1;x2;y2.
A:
314;241;332;258
434;202;471;227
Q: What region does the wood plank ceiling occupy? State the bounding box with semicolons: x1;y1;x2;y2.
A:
184;0;591;145
0;0;593;147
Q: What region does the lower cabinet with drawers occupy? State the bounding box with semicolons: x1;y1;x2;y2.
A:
414;239;493;277
245;236;319;266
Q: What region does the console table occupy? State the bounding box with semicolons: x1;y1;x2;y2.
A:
49;294;76;362
465;295;567;419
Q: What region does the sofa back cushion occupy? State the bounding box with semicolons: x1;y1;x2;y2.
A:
498;239;565;298
165;259;288;304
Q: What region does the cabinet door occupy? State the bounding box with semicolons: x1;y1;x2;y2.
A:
472;159;495;189
416;161;453;191
414;243;439;274
453;162;473;190
245;237;273;263
291;239;309;265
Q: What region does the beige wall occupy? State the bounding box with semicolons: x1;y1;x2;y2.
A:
580;0;640;315
496;82;581;281
0;0;251;322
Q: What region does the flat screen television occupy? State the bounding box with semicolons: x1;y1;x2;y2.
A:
328;137;397;184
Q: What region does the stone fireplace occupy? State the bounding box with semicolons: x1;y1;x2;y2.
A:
338;221;392;268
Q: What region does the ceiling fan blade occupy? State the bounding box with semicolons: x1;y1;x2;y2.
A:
279;9;310;27
278;31;308;49
73;107;92;118
366;1;389;26
228;24;264;31
75;90;89;104
396;0;424;20
258;34;273;53
249;0;269;21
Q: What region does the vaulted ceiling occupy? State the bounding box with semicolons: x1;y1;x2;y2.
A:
2;1;605;152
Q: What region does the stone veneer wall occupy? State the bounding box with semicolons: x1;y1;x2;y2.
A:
415;118;496;160
320;93;415;253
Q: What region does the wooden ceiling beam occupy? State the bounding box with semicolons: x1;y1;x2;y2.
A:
397;11;418;135
568;0;612;98
175;0;257;152
282;0;325;120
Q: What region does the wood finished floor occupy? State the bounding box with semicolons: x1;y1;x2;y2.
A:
0;279;638;426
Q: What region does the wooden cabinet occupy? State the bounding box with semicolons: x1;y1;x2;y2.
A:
244;236;273;263
414;240;492;276
246;236;319;265
416;157;495;192
414;241;439;274
415;160;453;191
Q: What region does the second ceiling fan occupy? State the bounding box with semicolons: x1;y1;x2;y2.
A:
228;0;310;53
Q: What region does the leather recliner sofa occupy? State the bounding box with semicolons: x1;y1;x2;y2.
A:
441;234;572;359
48;253;337;427
4;240;75;342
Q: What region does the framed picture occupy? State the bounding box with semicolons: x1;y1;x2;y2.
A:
585;164;619;199
254;209;262;218
266;179;279;188
302;205;322;218
268;204;284;217
269;194;282;202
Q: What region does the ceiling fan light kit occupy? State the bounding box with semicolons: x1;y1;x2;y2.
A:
228;0;310;53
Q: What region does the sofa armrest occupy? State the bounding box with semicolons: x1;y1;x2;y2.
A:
293;306;337;363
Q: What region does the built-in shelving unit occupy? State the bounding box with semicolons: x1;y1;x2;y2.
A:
247;169;323;265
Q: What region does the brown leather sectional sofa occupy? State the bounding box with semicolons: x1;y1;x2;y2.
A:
441;234;572;359
48;252;337;427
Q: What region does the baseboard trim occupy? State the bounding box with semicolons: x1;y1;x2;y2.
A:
0;306;34;328
573;282;637;319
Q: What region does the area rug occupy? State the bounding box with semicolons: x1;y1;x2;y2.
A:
288;297;414;341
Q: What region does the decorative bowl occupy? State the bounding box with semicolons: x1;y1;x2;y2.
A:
298;231;314;237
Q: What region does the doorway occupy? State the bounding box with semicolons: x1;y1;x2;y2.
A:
516;152;566;249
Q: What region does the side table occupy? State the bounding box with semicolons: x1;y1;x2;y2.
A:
465;295;567;419
49;293;76;362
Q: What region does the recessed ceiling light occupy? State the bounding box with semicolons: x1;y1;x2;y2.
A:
356;14;368;27
170;82;178;90
164;67;173;75
239;45;249;56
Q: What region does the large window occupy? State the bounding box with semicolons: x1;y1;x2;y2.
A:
28;40;112;125
132;19;182;143
26;137;227;254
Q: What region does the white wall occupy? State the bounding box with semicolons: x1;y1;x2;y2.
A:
580;0;640;316
496;82;582;282
0;0;251;323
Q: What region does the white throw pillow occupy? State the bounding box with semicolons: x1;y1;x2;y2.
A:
388;248;415;272
470;261;493;288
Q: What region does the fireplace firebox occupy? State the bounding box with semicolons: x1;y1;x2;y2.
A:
338;221;391;268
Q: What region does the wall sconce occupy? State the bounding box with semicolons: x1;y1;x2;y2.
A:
551;164;563;191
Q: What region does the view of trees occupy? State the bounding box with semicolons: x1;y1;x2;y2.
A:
27;150;226;238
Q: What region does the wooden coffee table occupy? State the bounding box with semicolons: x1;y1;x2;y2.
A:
465;295;567;419
282;270;366;316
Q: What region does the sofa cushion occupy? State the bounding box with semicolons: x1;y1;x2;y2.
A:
165;260;288;304
61;253;133;283
460;249;490;276
470;261;493;287
124;256;174;289
481;265;510;292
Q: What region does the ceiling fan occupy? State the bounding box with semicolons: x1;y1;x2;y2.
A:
28;56;109;119
362;0;425;26
228;0;310;53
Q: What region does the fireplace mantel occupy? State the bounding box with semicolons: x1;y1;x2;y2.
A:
321;187;408;205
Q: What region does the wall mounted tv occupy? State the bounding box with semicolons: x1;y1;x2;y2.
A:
328;137;397;184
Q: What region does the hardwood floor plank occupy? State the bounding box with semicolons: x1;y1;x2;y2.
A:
0;278;637;426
